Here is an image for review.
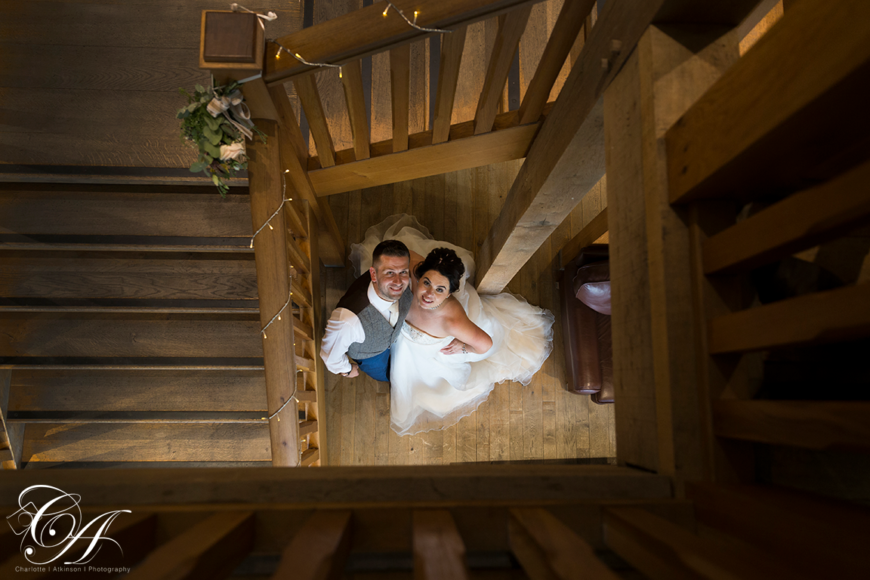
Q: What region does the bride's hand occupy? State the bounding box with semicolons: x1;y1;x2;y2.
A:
440;338;467;355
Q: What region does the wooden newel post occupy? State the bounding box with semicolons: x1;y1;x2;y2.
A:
201;11;299;465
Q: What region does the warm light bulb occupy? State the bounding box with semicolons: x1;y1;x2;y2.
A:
295;53;302;59
278;315;282;321
414;10;419;22
269;223;274;230
383;8;389;17
250;241;254;248
276;52;280;59
285;169;290;173
339;68;343;79
264;333;267;339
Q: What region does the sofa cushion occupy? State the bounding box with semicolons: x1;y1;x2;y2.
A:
573;262;611;315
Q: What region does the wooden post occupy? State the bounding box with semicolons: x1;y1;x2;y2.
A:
0;370;24;469
603;25;739;485
247;120;301;466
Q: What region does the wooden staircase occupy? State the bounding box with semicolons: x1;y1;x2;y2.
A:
0;182;323;468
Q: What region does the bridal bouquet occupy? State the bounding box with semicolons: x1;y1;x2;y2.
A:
177;81;265;197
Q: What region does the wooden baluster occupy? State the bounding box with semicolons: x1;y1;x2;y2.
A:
518;0;595;125
390;44;411;152
340;59;371;161
295;74;337;168
432;25;468;144
474;5;532;135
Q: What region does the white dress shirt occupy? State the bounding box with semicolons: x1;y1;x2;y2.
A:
320;282;399;374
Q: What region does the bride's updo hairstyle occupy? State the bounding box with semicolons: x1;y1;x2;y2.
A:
415;248;465;293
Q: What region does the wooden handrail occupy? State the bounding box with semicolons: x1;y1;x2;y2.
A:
264;0;546;85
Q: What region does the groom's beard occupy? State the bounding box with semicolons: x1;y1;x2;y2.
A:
375;279;406;301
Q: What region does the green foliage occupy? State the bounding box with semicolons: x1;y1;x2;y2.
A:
177;81;265;197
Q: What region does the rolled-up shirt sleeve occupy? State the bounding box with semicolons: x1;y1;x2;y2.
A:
320;307;365;374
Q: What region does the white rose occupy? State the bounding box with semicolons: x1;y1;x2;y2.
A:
219;141;246;162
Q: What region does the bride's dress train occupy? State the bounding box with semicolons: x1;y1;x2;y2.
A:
351;215;555;437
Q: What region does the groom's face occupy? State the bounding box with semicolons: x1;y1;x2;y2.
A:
370;254;410;302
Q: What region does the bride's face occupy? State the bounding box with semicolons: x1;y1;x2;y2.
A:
416;270;451;310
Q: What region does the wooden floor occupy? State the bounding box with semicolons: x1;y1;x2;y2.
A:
323;169;616;465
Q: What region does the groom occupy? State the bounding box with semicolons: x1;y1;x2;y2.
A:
320;240;413;382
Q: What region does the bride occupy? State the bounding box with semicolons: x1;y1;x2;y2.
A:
351;215;554;437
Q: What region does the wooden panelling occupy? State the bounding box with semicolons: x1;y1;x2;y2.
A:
666;0;870;203
340;60;371;161
432;25;468;144
702;158;870;275
264;0;546;84
713;401;870;451
21;423;271;462
127;511;254;580
0;314;263;358
708;283;870;353
0;253;258;300
474;6;532;135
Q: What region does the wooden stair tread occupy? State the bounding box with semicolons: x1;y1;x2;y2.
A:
21;422;272;462
9;369;268;412
7;411;272;423
0;305;260;314
1;242;254;253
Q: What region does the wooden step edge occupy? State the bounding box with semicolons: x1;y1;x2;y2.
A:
20;461;270;469
0;243;254;253
299;420;318;437
291;283;313;308
7;411;271;424
293;317;314;341
0;306;260;314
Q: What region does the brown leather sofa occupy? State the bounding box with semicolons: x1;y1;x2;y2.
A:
559;244;613;404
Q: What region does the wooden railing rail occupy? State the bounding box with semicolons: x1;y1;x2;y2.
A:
263;0;545;85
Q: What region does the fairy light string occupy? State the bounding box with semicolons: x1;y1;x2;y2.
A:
269;1;451;78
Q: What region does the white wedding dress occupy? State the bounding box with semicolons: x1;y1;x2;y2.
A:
351;215;555;437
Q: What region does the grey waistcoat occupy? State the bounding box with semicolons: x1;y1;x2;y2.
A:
337;274;412;360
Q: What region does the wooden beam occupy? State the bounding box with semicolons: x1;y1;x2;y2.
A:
390;44;411;152
474;5;531;135
476;0;776;294
510;508;620;580
518;0;594;125
127;511;254;580
264;0;546;85
340;60;371;161
273;510;352;580
559;205;607;267
294;75;336;168
666;0;870;204
310;118;540;196
687;482;870;579
301;447;320;466
247;120;300;466
432;25;468;144
0;465;673;506
267;84;346;266
713;401;870;451
708;283;870;354
413;510;470;580
702;157;870;275
603;507;810;580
